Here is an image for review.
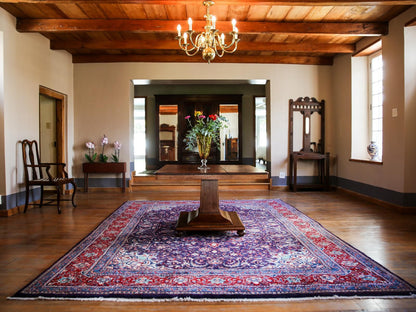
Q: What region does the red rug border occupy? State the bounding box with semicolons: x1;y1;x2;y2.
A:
10;199;416;301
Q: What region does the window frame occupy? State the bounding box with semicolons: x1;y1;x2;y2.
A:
367;50;383;161
133;96;147;172
350;40;383;164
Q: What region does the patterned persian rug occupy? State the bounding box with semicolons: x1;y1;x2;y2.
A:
11;199;416;301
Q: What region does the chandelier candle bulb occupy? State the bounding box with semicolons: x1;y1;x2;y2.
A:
221;33;225;45
188;17;192;31
177;24;181;36
184;32;188;44
212;15;216;29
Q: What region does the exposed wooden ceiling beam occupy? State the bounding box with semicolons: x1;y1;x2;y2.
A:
4;0;416;5
51;39;355;53
17;19;388;36
72;53;333;65
405;17;416;26
353;39;381;56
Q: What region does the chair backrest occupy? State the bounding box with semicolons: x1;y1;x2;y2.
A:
21;139;43;182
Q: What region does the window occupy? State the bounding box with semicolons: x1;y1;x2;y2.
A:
255;97;267;167
351;42;383;162
369;52;383;160
133;97;146;172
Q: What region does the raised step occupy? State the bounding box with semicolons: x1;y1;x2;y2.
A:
129;170;271;192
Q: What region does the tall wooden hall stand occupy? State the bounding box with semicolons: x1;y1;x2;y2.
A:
288;97;329;191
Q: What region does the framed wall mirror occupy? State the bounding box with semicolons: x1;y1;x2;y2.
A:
219;104;239;161
158;104;178;161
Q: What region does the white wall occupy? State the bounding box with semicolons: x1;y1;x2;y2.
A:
74;62;332;178
404;25;416;193
0;30;5;195
0;8;74;196
332;6;416;194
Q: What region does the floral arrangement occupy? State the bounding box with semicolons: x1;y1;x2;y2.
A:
85;135;121;163
183;111;228;153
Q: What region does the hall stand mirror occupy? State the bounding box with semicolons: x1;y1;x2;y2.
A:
288;97;330;191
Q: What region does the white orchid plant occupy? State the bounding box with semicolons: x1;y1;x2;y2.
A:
85;141;97;163
85;135;121;163
98;135;109;162
111;141;122;162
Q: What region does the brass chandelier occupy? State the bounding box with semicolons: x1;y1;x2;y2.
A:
176;1;240;63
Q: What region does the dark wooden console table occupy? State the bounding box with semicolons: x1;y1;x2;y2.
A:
155;164;268;236
82;162;126;192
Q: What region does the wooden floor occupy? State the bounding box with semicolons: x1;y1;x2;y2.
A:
1;189;416;311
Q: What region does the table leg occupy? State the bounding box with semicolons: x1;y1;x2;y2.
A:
175;179;245;235
325;153;330;190
122;172;126;192
289;154;293;190
293;157;298;192
84;173;88;192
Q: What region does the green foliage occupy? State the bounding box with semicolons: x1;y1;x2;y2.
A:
85;153;97;163
111;154;119;163
99;153;108;163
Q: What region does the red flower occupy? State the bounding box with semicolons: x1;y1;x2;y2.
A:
209;114;217;121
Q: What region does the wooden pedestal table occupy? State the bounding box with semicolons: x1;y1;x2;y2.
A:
176;179;245;236
154;164;266;236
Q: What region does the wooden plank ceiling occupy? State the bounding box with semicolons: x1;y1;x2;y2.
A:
0;1;413;65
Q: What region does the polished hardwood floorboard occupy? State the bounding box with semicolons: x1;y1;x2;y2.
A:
1;189;416;311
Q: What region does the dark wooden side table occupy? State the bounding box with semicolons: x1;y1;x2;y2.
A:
82;162;126;192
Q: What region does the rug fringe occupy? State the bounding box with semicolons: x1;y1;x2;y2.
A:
7;294;416;302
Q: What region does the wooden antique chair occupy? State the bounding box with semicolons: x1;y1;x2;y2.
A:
21;139;77;213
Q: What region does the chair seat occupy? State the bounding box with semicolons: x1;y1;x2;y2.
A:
22;139;77;213
30;177;75;185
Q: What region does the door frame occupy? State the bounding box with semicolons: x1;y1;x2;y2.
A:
39;85;67;166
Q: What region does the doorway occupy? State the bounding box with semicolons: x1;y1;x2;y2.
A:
155;94;242;165
39;94;57;177
39;86;66;178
